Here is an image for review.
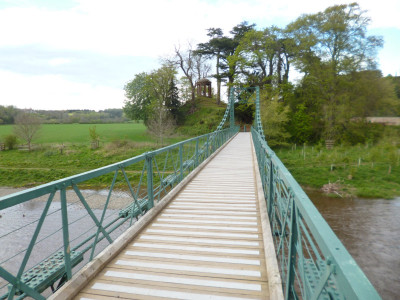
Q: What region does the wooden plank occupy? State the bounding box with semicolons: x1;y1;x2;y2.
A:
78;278;262;299
94;268;269;295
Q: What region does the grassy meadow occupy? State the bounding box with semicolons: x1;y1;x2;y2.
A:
1;119;399;199
0;122;187;187
277;142;400;199
0;122;150;144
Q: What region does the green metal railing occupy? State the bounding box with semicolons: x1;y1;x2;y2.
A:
0;126;238;299
249;86;381;299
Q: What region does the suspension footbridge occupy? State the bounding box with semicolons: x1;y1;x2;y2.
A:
0;87;381;299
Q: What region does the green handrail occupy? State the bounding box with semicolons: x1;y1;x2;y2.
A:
250;85;381;299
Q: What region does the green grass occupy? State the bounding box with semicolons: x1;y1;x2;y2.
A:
0;122;191;187
177;97;227;136
0;101;226;188
0;122;150;144
277;143;400;199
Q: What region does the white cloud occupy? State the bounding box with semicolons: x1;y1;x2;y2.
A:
0;0;398;109
48;58;73;66
0;0;397;57
0;70;124;110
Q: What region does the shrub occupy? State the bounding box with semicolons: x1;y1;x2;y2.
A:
4;134;18;150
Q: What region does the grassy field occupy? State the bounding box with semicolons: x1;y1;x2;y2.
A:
0;122;190;187
1;114;399;199
0;122;151;144
277;142;400;199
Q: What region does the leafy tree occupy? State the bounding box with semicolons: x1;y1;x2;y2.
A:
288;3;383;140
123;72;153;123
148;63;177;110
165;78;182;123
288;104;313;144
230;28;277;86
196;28;225;104
222;22;256;85
229;25;296;100
0;105;19;124
260;92;290;146
89;125;100;149
13;112;42;151
196;22;255;104
234;103;254;124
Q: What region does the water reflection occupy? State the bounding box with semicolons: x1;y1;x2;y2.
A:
307;191;400;300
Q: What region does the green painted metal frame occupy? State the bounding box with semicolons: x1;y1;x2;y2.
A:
0;126;238;299
248;85;381;299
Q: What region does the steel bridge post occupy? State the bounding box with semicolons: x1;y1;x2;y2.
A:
179;144;184;182
60;187;72;280
268;159;274;215
146;154;154;209
285;195;298;299
195;138;199;167
229;87;235;128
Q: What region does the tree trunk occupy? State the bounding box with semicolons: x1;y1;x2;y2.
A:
277;55;282;85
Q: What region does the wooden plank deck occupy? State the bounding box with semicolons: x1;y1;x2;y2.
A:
73;133;272;299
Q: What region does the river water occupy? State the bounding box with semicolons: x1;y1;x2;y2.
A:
0;188;399;298
307;191;400;300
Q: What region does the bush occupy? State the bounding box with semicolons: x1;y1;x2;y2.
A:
4;134;18;150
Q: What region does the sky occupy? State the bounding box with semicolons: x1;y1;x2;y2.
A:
0;0;399;110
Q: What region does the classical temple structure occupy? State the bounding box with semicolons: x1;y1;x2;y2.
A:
196;78;212;98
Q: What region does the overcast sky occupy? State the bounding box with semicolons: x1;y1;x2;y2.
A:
0;0;399;110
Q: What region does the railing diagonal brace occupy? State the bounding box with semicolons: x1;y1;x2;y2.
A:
72;184;112;244
311;260;336;300
121;167;143;216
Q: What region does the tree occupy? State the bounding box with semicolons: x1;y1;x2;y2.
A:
196;22;255;104
171;44;197;110
123;72;153;123
288;104;313;144
179;76;193;103
223;21;256;85
196;28;226;104
148;63;177;110
147;103;176;145
165;78;182;123
144;63;179;143
193;53;211;82
260;92;290;146
0;105;19;124
124;63;178;125
229;25;296;92
89;125;100;149
230;28;277;86
13;112;42;151
288;3;383;141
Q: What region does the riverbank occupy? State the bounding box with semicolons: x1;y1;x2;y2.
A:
0;141;158;188
277;142;400;199
1;139;399;198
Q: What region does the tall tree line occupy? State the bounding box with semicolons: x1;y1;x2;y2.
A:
123;2;399;146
